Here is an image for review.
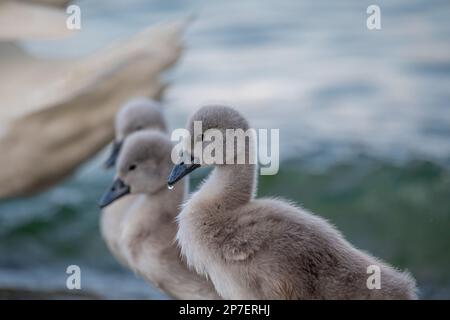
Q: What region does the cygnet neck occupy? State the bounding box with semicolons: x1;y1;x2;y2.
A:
199;162;257;212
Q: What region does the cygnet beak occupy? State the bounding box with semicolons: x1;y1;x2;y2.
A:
98;178;130;208
103;140;123;169
167;162;200;187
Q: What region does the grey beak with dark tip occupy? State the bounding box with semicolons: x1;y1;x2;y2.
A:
103;141;123;169
98;178;130;208
167;162;200;187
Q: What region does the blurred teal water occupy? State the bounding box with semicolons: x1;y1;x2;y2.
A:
1;0;449;298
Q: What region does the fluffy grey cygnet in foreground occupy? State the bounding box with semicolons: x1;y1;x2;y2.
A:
167;105;418;300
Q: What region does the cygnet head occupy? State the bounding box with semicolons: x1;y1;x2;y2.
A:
103;97;167;169
99;130;173;208
167;105;251;186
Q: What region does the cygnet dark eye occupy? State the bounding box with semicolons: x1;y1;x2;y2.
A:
128;164;137;171
135;125;143;131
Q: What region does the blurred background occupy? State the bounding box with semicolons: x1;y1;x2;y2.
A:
0;0;449;299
